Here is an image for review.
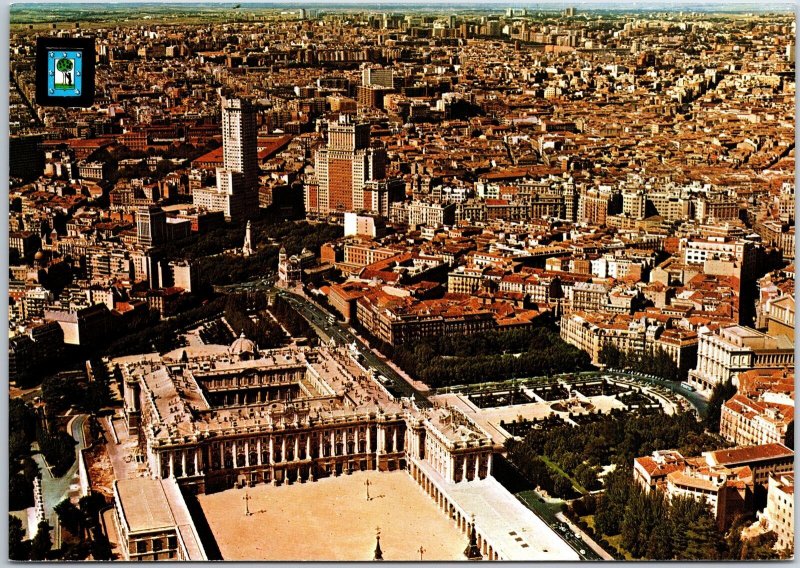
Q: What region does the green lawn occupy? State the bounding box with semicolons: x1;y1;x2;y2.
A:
540;455;588;495
516;489;563;523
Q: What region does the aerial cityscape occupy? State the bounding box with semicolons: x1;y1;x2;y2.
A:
7;1;795;561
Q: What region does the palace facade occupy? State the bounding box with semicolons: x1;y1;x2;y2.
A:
118;338;497;495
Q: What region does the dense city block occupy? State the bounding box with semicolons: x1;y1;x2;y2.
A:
8;3;795;562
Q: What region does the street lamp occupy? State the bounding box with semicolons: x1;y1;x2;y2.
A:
243;491;252;516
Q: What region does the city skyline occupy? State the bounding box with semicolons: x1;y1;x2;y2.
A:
7;2;795;562
10;1;796;15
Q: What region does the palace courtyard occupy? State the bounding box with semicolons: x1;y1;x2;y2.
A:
196;469;467;561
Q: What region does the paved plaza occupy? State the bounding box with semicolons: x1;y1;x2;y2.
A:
197;470;467;560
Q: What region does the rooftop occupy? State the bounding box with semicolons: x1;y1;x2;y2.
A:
115;477;176;533
705;443;794;467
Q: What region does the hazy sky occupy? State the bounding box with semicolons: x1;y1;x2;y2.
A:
9;0;795;7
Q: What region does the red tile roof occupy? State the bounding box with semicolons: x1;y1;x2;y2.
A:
707;443;793;466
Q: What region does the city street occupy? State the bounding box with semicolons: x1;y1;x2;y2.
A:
32;414;88;547
515;489;604;561
276;288;431;408
605;370;709;415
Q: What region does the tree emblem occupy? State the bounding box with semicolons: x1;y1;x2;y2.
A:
56;58;73;73
55;58;74;87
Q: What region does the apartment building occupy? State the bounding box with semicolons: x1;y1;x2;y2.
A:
758;473;794;552
719;368;794;447
635;443;793;531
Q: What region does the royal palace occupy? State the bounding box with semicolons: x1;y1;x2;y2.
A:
118;336;497;495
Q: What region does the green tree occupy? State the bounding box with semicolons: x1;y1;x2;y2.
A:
41;374;83;413
703;380;737;431
595;467;631;536
61;540;89;561
551;473;574;498
670;495;700;555
56;58;73;72
643;490;672;559
738;530;781;560
599;343;624;368
36;427;77;477
723;514;750;560
9;515;31;560
84;381;111;414
29;520;53;560
9;472;35;511
55;498;84;540
683;507;724;560
10;429;31;462
10;399;37;443
90;529;113;560
574;462;600;491
621;487;649;556
79;492;107;526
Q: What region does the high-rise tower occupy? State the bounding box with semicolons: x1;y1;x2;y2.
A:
305;114;401;219
221;96;259;192
194;96;260;222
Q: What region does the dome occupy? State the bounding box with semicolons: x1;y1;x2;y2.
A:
229;333;256;359
34;249;45;261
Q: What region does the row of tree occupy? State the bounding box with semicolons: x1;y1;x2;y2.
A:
36;426;78;478
503;449;579;499
511;410;725;481
9;517;53;560
104;295;226;357
703;379;738;432
223;292;286;349
40;372;110;418
391;327;593;388
9;399;77;508
9;493;113;561
598;343;683;382
187;221;341;296
271;296;315;342
102;219;341;357
54;493;113;560
10;399;41;511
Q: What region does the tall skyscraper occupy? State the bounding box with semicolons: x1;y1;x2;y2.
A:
193;96;259;222
305;114;401;219
221;96;259;192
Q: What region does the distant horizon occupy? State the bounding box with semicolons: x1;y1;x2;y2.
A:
9;0;796;12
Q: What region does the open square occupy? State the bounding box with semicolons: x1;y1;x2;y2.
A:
196;470;467;561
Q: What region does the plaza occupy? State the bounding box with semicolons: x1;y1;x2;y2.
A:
196;470;466;561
